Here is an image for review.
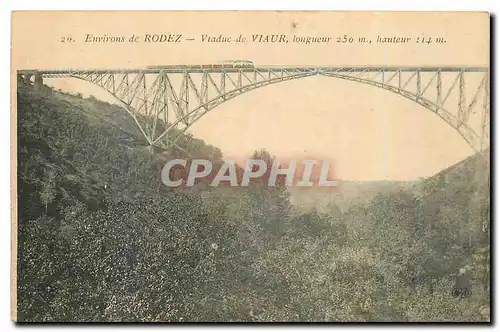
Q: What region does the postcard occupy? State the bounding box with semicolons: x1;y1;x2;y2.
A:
11;11;490;322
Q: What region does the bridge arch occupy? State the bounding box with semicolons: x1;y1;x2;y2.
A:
31;67;489;154
147;72;488;154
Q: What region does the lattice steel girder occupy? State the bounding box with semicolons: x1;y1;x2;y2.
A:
24;66;489;153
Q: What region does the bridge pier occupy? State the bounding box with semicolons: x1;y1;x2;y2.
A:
17;73;32;86
147;145;155;155
33;72;44;91
17;71;44;90
16;74;23;86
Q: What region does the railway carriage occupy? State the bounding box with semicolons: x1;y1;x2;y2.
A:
147;60;255;70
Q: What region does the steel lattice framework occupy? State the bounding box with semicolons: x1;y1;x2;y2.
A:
18;66;490;152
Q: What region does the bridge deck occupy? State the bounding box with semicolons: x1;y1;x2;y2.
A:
18;66;489;75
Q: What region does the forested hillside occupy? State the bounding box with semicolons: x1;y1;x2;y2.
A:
16;84;490;322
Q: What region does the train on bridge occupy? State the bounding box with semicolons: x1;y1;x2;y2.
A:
147;60;255;70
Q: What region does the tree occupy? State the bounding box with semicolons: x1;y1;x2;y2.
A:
39;168;56;214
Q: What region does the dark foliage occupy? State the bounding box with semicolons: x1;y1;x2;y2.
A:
16;86;490;322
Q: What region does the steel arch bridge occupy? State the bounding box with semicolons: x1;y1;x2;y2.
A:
18;65;490;153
